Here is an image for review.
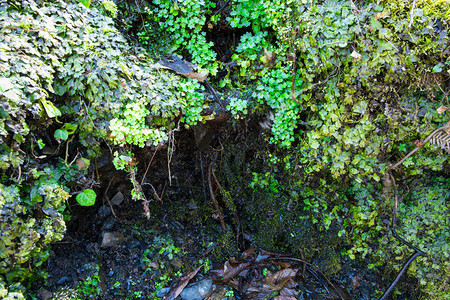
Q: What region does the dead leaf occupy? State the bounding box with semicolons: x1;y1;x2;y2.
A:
76;158;89;170
264;268;298;290
279;278;298;297
437;105;448;114
185;71;209;82
262;48;276;66
210;266;224;278
164;265;202;300
240;244;255;260
223;261;251;281
350;50;362;62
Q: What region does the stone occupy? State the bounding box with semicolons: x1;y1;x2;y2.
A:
37;288;53;300
180;278;213;300
101;232;124;248
98;205;111;219
57;276;72;285
101;217;116;231
156;287;171;298
110;191;124;206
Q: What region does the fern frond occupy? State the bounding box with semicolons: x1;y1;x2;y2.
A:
430;130;450;151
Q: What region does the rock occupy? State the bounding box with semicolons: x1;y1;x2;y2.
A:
37;288;53;300
101;217;116;231
57;276;72;285
156;287;171;298
110;191;124;206
180;278;213;300
98;205;111;219
101;232;124;248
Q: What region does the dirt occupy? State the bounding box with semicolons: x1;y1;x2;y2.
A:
37;128;418;300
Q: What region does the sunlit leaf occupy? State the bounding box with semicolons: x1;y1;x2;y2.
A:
76;189;96;206
41;99;62;118
0;77;13;92
77;0;91;8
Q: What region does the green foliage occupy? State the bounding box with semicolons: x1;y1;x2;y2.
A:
101;0;117;18
226;97;248;118
145;0;218;73
76;265;101;299
0;0;212;295
142;236;184;297
394;177;449;297
0;170;69;297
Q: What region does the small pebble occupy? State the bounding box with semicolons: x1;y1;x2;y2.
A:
98;205;111;219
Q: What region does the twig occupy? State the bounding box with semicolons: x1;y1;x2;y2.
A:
406;0;417;31
140;143;160;186
436;82;449;106
300;249;306;278
212;0;230;16
390;125;450;170
208;163;227;232
103;176;118;219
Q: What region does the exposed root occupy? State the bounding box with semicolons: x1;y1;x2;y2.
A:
208;163;227;232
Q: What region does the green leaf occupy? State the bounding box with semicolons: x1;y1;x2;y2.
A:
62;123;78;135
54;129;69;141
76;189;96;206
13;134;23;143
41;99;62;118
77;0;91;8
432;63;443;73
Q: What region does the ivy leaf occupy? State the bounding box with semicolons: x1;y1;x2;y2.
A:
54;129;69;141
76;189;96;206
40;99;62;118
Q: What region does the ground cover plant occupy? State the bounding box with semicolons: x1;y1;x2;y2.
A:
0;0;448;298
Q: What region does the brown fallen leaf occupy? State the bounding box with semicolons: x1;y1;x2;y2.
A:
272;260;291;269
279;278;298;297
264;268;299;290
210;265;224;278
164;265;202;300
223;261;251;282
240;244;256;260
437;105;448;114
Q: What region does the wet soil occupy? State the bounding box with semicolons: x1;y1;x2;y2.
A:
39;129;418;300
